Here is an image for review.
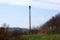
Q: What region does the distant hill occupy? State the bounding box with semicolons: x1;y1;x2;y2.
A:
38;14;60;34
0;27;29;34
6;27;28;32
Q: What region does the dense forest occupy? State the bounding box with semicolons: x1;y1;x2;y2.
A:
37;14;60;34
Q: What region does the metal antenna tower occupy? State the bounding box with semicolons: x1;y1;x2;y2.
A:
29;6;31;34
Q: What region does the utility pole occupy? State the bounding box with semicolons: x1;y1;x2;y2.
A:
29;6;31;34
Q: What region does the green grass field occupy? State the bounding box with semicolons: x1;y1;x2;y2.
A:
22;34;60;40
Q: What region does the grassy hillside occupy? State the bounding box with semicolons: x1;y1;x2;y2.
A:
3;34;60;40
22;34;60;40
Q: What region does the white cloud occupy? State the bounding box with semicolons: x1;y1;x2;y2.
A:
0;0;31;6
0;0;60;10
31;1;60;10
49;0;60;3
